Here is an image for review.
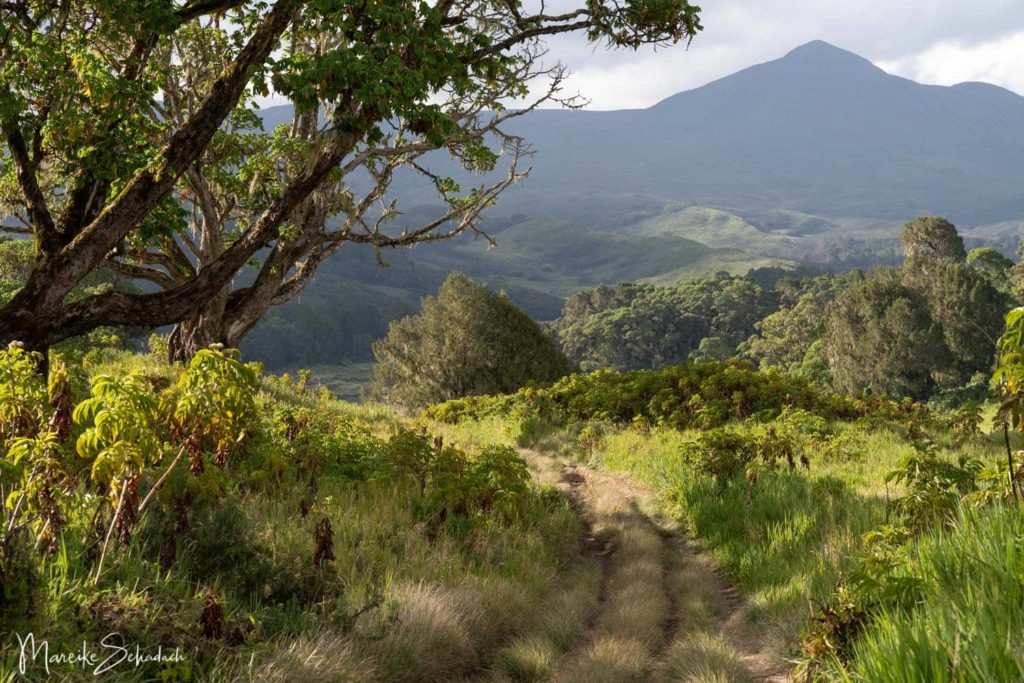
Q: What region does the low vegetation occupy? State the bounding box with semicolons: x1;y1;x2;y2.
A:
0;344;584;680
427;358;920;430
551;218;1009;404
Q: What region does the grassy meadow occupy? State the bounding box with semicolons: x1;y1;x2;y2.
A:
3;346;1023;682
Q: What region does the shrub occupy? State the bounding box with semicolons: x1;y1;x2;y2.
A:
428;360;918;432
682;429;756;485
885;452;981;532
372;274;570;407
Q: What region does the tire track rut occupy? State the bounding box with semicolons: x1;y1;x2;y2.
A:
521;450;790;683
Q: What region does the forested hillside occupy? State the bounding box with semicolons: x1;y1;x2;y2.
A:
241;213;791;368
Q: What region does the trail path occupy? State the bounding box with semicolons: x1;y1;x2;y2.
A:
520;448;790;683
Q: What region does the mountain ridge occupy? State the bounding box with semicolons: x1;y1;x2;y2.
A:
466;40;1024;225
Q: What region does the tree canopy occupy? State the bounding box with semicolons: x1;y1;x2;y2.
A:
0;0;703;357
738;272;859;384
371;273;569;407
555;274;775;371
899;216;966;265
823;218;1007;399
824;269;949;399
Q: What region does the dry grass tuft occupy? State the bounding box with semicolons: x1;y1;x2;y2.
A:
555;636;652;683
368;581;481;681
494;637;558;681
243;630;378;683
656;632;753;683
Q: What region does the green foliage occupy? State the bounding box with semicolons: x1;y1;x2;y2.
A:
556;274;775;371
0;526;36;635
992;307;1024;407
688;335;733;362
899;216;966;264
0;343;48;442
74;373;162;488
991;306;1024;501
471;444;533;520
885;451;981;532
801;525;919;666
0;238;33;304
824;268;950;400
0;346;78;559
374;431;533;524
816;219;1008;401
5;431;73;555
1;0;704;354
429;359;917;431
846;505;1024;682
682;429;755;484
171;347;259;468
372;273;570;407
739;272;857;383
904;259;1007;385
684;412;813;490
0;346;575;680
147;333;169;360
946;401;983;445
967;246;1014;286
807;502;1024;681
801;333;1015;676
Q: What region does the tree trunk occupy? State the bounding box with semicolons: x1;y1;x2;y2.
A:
166;289;229;363
167;316;224;363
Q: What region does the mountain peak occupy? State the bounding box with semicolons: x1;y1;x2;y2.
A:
651;40;887;111
785;40;846;56
780;40;881;71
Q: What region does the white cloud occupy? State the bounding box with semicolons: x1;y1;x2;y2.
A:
878;31;1024;94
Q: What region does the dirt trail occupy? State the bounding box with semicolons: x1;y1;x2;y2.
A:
520;449;790;683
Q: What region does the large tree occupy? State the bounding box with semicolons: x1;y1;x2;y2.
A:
824;269;949;400
899;216;966;265
371;272;569;406
825;217;1007;399
739;271;859;381
0;0;702;359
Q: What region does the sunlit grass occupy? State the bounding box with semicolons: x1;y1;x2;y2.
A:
841;504;1024;682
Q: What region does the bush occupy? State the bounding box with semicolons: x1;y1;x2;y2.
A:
428;360;919;431
683;429;756;485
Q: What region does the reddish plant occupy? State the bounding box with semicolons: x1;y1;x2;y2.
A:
199;591;225;639
313;517;335;567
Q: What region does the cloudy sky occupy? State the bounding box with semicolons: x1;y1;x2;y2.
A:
537;0;1024;109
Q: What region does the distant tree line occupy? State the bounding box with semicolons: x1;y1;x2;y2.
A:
554;273;775;372
550;217;1015;402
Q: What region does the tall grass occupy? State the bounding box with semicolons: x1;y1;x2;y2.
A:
509;416;1011;659
843;504;1024;682
589;426;887;651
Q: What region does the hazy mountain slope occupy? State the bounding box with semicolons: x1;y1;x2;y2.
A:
448;40;1024;226
242;214;782;367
